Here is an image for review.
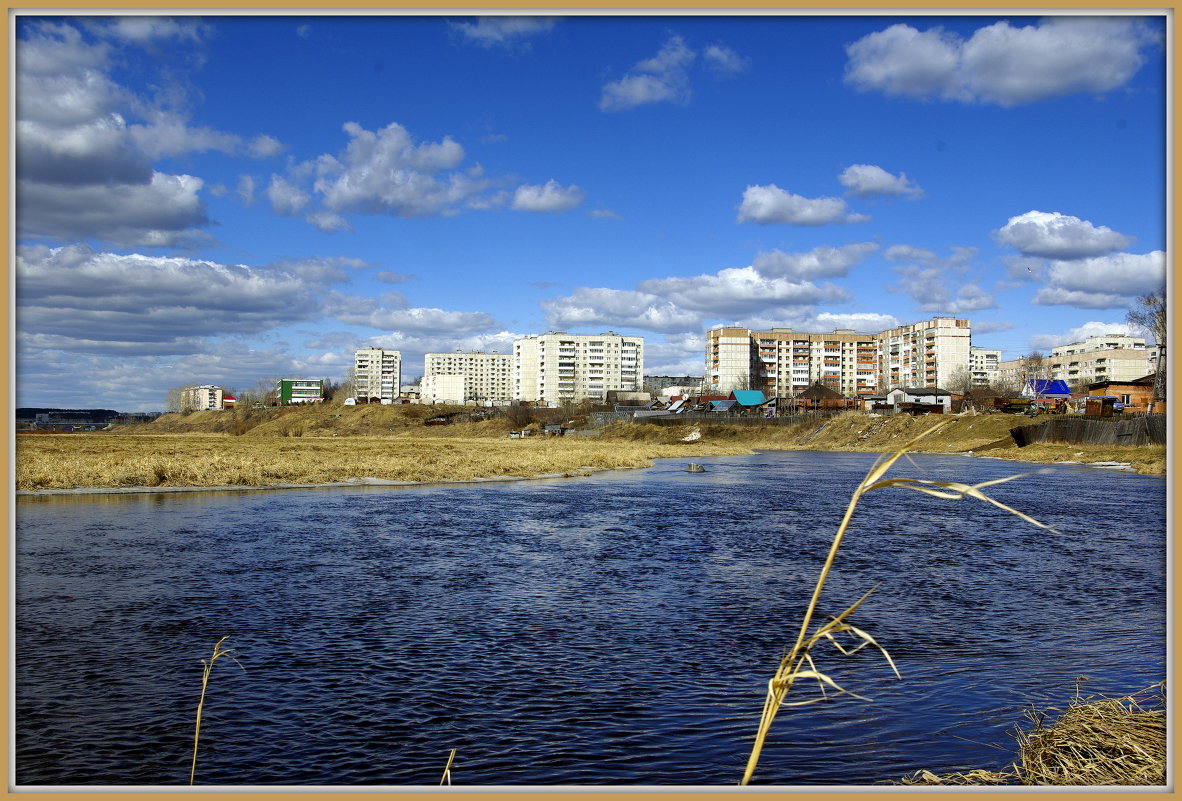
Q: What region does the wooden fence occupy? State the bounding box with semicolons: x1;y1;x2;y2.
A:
1010;415;1167;447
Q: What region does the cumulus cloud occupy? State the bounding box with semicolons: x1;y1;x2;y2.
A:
995;210;1134;259
1028;320;1145;351
884;244;976;271
267;174;311;215
839;164;924;198
15;19;282;247
15;244;336;352
845;16;1160;106
599;35;697;111
639;266;850;316
737;184;870;225
541;287;700;333
511;180;585;213
752;242;879;280
18;171;210;248
1032;251;1166;309
451;16;558;48
309;121;485;218
324;292;500;335
891;264;997;313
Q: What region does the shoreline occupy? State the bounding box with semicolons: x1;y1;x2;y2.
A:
14;447;1149;498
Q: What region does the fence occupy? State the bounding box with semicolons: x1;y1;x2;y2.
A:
1010;415;1167;447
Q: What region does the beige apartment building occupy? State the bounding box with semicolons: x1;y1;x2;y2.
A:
706;316;970;397
421;350;514;404
514;332;644;405
969;347;1002;387
179;384;226;411
1048;334;1157;387
354;347;401;403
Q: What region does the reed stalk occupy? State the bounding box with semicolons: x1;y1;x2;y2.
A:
190;636;244;785
740;419;1056;786
440;748;457;785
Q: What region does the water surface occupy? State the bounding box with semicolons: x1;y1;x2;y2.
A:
15;451;1167;786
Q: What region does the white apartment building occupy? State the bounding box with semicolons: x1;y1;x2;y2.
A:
354;348;401;403
180;384;225;411
706;317;970;397
1048;334;1157;386
969;347;1001;387
422;350;514;404
514;332;644;405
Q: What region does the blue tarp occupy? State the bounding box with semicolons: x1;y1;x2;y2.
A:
710;400;737;411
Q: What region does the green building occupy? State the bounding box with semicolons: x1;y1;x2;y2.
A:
277;378;324;404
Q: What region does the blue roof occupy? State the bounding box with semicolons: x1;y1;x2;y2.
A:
730;390;767;406
1027;379;1071;396
710;400;737;411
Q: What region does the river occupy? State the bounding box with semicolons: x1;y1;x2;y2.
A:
14;450;1167;786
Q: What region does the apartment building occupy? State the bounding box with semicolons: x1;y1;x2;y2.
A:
514;332;644;405
180;384;226;411
354;347;401;403
422;350;513;404
706;316;970;396
969;347;1002;387
1048;334;1157;387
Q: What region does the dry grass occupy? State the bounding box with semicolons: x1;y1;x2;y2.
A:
14;431;761;491
190;637;243;785
899;681;1167;786
740;419;1055;786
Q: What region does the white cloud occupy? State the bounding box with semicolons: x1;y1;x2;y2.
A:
845;17;1159;106
995;210;1133;259
891;265;997;313
96;16;208;44
324;292;500;335
1028;320;1144;351
885;244;977;271
451;16;558;48
737;184;870;226
599;35;696;112
839;164;923;198
15;244;337;352
703;44;748;74
236;174;256;205
310;121;483;218
248;134;284;158
542;288;700;334
639;266;849;316
511;180;585;213
1032;251;1166;309
267;174;311;215
18;171;210;248
752;242;879;280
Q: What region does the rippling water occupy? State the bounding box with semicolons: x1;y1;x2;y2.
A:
15;451;1166;786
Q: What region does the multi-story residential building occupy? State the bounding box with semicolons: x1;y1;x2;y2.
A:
422;350;514;404
969;347;1002;387
1048;334;1157;387
706;316;970;396
277;378;324;404
179;384;226;411
354;347;401;403
514;332;644;405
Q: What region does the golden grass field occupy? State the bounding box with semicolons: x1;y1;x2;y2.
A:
14;407;1166;491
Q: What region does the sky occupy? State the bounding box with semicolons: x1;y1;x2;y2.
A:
12;12;1169;412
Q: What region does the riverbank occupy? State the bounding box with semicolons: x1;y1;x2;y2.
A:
14;409;1165;492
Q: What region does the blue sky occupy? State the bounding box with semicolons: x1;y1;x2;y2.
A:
13;13;1168;411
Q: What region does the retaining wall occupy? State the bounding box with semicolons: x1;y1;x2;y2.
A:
1010;415;1167;447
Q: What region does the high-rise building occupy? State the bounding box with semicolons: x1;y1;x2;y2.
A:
179;385;226;411
422;350;513;403
513;332;644;405
969;347;1002;387
354;348;401;403
706;316;971;396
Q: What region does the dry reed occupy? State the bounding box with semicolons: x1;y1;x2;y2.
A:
440;748;457;785
190;636;244;785
899;681;1167;786
740;419;1056;786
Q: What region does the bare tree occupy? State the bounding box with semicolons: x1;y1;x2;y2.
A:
165;383;199;413
1127;289;1167;405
